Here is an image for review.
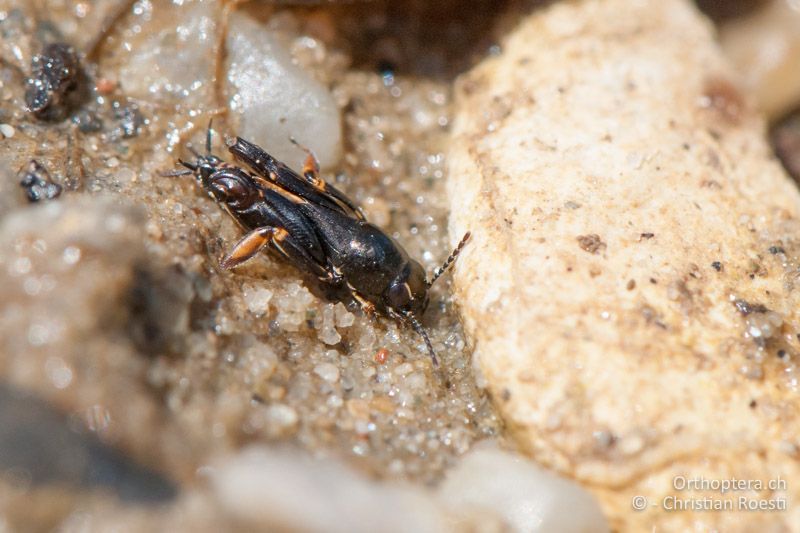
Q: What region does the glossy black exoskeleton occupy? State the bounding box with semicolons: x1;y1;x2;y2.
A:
165;125;469;367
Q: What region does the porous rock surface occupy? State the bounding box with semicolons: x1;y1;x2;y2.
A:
447;0;800;529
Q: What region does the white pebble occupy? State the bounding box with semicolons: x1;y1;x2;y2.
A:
438;446;609;532
334;303;355;327
396;408;414;419
394;362;414;376
275;285;312;331
317;304;341;345
242;342;278;381
618;435;644;456
212;447;449;533
0;123;14;138
265;404;298;429
116;167;137;183
243;284;273;315
115;1;218;101
225;13;341;169
405;372;427;391
326;395;343;408
314;362;340;383
62;246;82;265
319;327;341;345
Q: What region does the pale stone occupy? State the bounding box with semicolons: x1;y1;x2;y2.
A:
438;446;608;533
226;12;342;169
112;0;221;102
448;0;800;529
212;447;463;533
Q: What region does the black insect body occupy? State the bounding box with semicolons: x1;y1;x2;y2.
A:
168;127;469;367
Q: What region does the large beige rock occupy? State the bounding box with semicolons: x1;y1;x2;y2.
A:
447;0;800;529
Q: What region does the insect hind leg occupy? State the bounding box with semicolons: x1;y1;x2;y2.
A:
220;226;289;270
287;137;367;221
289;136;321;183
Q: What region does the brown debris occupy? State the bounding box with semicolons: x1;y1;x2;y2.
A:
576;234;606;254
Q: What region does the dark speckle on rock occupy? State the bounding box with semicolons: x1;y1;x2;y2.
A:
111;99;145;139
699;76;746;125
711;261;722;271
577;234;606;254
71;108;103;133
768;245;785;255
25;43;83;121
18;160;62;203
733;299;768;316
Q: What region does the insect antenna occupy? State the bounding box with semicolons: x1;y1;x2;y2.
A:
159;168;194;177
158;159;197;178
180;159;199;171
205;119;214;155
406;313;438;367
428;231;471;286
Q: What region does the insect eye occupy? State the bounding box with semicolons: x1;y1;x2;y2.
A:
210;175;254;208
386;280;412;309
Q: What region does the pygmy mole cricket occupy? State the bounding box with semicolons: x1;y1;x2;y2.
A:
165;124;470;367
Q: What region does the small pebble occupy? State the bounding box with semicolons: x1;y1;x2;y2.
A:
243;284;273;315
95;78;117;94
318;304;341;345
116;168;137;184
406;372;426;391
62;246;81;265
225;12;341;167
242;342;278;381
314;362;340;383
334;303;355;328
438;446;609;532
0;124;14;138
394;362;414;376
374;348;389;365
265;404;298;432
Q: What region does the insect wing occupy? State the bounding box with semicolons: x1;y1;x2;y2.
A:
228;137;365;220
